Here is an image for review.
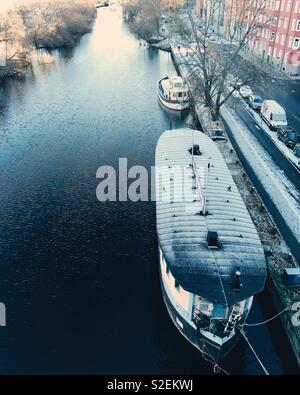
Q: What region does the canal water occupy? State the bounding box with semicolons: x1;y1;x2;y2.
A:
0;6;298;374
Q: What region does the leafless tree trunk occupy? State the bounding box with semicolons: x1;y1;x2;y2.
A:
170;0;270;121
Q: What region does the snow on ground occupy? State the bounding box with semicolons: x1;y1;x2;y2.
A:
221;104;300;242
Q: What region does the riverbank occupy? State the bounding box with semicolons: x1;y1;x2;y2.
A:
0;0;97;83
170;45;300;369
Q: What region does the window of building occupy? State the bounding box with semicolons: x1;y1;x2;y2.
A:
270;32;276;41
293;38;300;48
296;20;300;31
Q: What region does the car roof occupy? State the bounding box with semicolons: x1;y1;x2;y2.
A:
263;100;286;113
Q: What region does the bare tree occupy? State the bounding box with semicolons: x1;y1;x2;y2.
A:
20;0;96;50
170;0;271;121
0;10;31;71
125;0;163;40
0;0;96;80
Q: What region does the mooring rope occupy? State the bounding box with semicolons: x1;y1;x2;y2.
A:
244;305;291;327
239;328;270;375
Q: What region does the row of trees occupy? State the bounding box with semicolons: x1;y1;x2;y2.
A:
0;0;96;80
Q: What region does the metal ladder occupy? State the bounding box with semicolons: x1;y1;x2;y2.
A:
224;309;239;333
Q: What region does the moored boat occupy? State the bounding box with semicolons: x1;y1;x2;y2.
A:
155;128;267;362
158;76;190;111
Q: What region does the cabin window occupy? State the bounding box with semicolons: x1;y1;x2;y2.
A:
174;83;182;88
174;279;180;290
178;92;183;98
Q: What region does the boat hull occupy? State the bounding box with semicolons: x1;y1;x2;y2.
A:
158;94;190;111
159;268;241;363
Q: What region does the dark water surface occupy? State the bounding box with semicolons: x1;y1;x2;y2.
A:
0;7;298;374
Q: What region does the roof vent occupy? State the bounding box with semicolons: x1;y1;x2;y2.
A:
189;145;201;156
207;231;219;249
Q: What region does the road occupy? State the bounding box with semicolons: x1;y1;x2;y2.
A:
225;97;300;265
230;96;300;192
235;54;300;148
261;79;300;132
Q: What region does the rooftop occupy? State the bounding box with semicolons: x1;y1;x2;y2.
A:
155;129;267;306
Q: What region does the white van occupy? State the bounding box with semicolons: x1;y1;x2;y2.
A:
260;100;287;130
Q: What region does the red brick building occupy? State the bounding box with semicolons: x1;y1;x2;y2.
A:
195;0;300;76
248;0;300;75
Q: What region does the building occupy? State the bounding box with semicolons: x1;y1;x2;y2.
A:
223;0;248;41
247;0;300;76
195;0;225;35
195;0;300;76
194;1;250;39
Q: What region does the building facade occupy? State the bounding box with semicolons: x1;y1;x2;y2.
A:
195;0;300;76
248;0;300;75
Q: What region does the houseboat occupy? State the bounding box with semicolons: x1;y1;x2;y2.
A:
155;128;267;362
158;76;190;111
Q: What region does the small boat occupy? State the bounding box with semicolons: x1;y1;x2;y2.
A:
147;35;166;45
155;128;267;363
96;1;109;7
158;76;190;111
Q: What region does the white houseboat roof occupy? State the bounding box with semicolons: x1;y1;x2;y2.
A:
169;75;184;83
160;76;188;95
155;129;267;306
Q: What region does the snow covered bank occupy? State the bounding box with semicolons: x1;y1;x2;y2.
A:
221;104;300;246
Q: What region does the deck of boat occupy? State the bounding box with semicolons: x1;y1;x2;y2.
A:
155;128;267;306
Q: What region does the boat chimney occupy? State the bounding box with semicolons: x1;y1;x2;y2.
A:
189;145;201;156
207;231;219;249
233;270;241;291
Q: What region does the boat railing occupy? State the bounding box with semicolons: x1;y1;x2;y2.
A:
158;80;190;104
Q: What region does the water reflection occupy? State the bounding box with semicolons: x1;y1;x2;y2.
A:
0;6;297;374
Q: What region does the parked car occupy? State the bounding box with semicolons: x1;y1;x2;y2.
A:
249;95;263;110
227;75;243;91
277;126;299;148
239;85;253;98
260;100;288;130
